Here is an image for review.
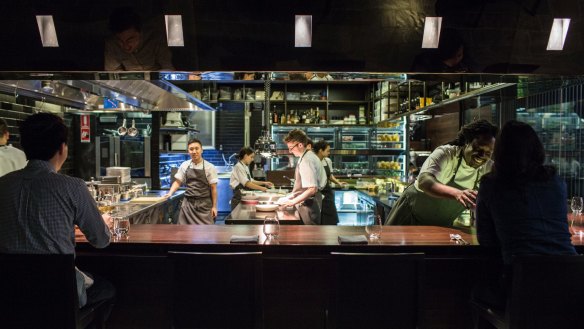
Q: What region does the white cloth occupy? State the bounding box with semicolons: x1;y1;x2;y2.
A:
298;150;327;191
0;144;27;177
175;159;218;184
414;144;493;192
229;161;252;190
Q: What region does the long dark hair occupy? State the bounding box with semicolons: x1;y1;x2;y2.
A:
447;119;498;146
489;120;555;183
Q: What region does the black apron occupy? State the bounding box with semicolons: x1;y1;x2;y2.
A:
385;150;480;227
293;150;323;225
231;161;253;211
178;161;214;225
320;159;339;225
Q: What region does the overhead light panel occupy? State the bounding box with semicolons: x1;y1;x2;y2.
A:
421;17;442;48
165;15;184;47
546;18;570;51
295;15;312;47
36;15;59;47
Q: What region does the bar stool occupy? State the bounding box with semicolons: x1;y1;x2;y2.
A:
327;252;425;329
168;251;263;329
0;253;108;329
471;255;584;329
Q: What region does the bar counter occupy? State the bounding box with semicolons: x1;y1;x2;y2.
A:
74;224;583;329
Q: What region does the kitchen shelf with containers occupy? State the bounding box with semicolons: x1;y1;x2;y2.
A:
270;118;407;177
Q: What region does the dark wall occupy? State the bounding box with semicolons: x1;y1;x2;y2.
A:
0;0;582;73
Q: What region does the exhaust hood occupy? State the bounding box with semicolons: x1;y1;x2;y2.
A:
0;73;213;112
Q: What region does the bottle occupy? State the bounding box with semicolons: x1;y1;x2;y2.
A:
273;110;278;124
280;112;286;124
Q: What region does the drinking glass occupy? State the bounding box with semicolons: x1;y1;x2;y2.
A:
365;215;383;240
571;196;584;235
113;216;131;238
263;217;280;239
571;196;583;215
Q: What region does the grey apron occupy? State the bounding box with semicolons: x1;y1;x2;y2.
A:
231;161;253;211
293;150;323;225
320;161;339;225
178;161;214;225
385;150;480;227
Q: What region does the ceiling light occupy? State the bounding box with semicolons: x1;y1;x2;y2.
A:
165;15;184;47
295;15;312;47
546;18;570;51
421;17;442;48
36;15;59;47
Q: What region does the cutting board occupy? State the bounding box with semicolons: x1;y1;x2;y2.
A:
129;196;166;203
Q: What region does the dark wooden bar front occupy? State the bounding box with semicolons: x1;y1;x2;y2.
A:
75;225;584;329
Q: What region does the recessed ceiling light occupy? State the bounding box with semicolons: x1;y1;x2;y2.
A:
165;15;184;47
295;15;312;47
547;18;570;51
421;17;442;48
36;15;59;47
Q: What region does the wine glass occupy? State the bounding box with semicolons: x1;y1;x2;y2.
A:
365;214;383;240
571;196;583;216
263;217;280;239
571;196;584;235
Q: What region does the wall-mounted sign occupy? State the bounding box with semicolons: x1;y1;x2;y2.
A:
80;114;90;143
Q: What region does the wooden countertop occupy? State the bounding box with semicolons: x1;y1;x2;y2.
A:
225;203;302;225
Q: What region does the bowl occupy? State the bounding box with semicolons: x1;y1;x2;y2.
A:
241;199;259;205
242;194;259;201
256;204;279;212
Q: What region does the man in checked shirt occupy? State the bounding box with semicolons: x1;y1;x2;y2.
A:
0;113;115;315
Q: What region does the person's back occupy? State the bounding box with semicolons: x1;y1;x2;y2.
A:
477;173;576;264
0;113;113;309
0;160;109;254
476;120;576;264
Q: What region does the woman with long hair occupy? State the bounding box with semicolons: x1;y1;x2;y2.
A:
476;120;576;263
473;120;576;311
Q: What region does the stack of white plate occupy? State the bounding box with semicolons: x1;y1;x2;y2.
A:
106;167;131;183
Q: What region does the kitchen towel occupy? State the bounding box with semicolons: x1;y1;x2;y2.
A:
230;235;260;244
338;235;369;245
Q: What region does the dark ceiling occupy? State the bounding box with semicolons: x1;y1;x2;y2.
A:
0;0;582;74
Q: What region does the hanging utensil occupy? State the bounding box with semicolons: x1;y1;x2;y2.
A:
128;119;138;137
117;118;127;136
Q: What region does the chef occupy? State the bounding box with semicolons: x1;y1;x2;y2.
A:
229;146;274;210
282;129;327;225
385;120;498;227
313;140;345;225
165;138;218;224
0;118;27;177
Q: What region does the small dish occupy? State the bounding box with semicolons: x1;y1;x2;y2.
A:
256;204;279;212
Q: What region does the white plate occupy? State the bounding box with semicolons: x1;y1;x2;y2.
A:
255;204;279;212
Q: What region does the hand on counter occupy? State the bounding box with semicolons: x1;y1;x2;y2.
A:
162;193;172;199
102;213;113;231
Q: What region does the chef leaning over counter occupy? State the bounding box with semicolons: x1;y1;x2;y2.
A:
385;119;498;227
164;138;218;224
229;146;274;211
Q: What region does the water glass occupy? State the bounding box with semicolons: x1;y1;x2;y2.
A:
113;216;131;238
263;217;280;239
571;196;583;215
365;215;383;240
